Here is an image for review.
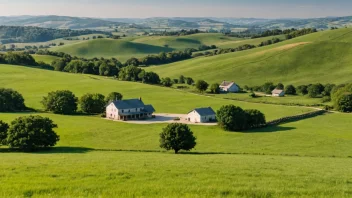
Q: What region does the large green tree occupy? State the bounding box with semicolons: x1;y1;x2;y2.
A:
41;90;78;115
159;123;197;154
216;105;248;131
210;83;220;94
285;85;296;95
80;93;106;114
105;92;123;104
6;116;59;151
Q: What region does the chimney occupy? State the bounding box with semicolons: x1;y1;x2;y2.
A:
139;97;142;101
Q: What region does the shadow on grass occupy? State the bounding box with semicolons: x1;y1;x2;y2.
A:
246;126;296;133
0;146;94;154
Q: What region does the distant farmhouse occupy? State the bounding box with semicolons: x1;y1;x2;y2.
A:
187;107;216;123
219;81;240;93
106;98;155;121
272;89;285;97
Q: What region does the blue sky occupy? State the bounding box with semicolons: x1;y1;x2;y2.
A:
0;0;351;18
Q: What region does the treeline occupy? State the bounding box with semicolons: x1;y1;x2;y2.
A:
224;28;317;39
0;26;110;44
153;29;203;36
0;51;52;70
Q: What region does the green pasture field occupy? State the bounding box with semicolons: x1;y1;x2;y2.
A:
0;65;311;120
147;28;352;86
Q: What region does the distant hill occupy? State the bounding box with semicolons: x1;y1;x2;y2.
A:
212;16;352;29
0;15;128;30
146;28;352;86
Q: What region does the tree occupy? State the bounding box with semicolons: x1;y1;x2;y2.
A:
80;93;106;114
195;80;209;93
125;57;140;66
0;88;26;112
186;77;194;85
244;109;266;128
285;85;296;95
337;93;352;112
216;105;248;131
276;83;284;90
297;85;308;95
210;83;220;94
105;92;123;104
308;84;323;98
179;75;185;84
159;123;196;154
118;66;142;81
322;84;336;96
161;77;173;87
332;83;352;112
41;90;78;115
6;116;59;151
0;120;9;145
262;82;276;94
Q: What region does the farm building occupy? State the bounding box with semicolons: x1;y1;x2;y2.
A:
187;107;216;123
272;89;285;97
106;98;155;121
219;81;240;93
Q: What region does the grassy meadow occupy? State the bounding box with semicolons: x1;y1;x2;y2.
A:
1;29;352;197
147;28;352;86
0;65;311;120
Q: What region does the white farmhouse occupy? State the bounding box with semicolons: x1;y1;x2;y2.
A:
106;98;155;121
219;81;240;93
272;89;285;97
187;107;216;123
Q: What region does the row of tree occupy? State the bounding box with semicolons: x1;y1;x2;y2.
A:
0;26;109;44
42;90;123;115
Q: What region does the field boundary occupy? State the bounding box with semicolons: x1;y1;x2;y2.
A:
266;110;327;126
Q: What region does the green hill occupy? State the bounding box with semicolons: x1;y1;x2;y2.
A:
51;33;280;62
52;38;175;62
146;28;352;86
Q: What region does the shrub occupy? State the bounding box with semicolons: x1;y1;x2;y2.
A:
337;93;352;112
6;116;59;151
0;120;9;145
80;93;106;114
0;88;26;112
332;83;352;112
210;83;220;94
105;92;123;104
285;85;296;95
250;92;256;98
159;123;196;154
308;84;323;98
41;90;78;114
195;80;209;93
161;77;173;87
297;85;308;95
216;105;248;131
244;109;266;128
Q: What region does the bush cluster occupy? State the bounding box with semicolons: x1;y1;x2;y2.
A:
42;90;123;115
216;105;266;131
0;88;26;112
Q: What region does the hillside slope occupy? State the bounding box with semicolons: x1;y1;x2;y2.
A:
52;38;174;62
51;34;279;61
146;28;352;86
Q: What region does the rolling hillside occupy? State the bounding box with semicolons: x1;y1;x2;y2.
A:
52;38;174;62
51;33;280;61
146;28;352;86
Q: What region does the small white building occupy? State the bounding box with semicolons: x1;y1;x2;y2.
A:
219;81;240;93
106;98;155;121
187;107;216;123
272;89;285;97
